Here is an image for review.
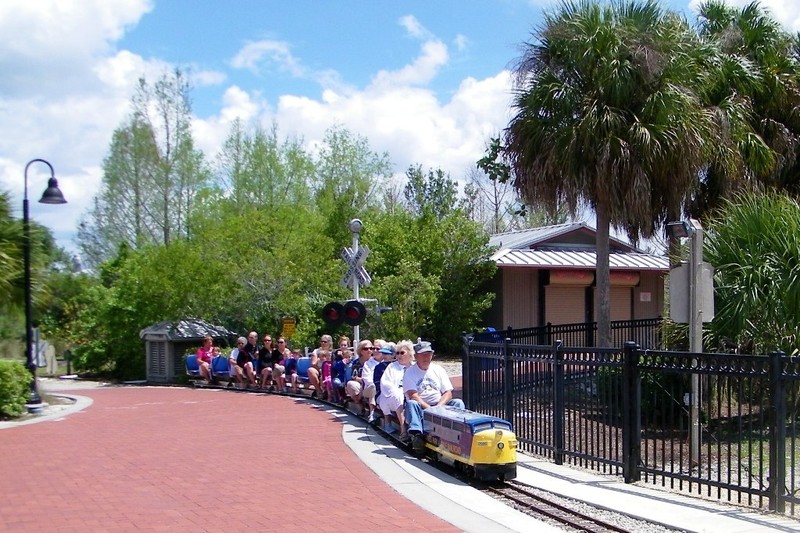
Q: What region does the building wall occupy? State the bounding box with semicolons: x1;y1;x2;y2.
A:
495;267;665;329
633;271;664;319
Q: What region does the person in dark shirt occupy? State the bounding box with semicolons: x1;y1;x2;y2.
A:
284;349;301;393
236;339;257;387
271;337;290;391
258;335;275;390
331;350;350;403
373;345;394;398
244;331;259;375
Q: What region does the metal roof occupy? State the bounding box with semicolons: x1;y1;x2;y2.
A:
139;318;239;341
491;248;668;271
489;222;639;253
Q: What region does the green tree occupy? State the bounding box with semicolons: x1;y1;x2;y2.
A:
78;69;209;269
313;125;392;255
403;165;459;220
216;120;314;209
0;192;21;310
503;0;714;346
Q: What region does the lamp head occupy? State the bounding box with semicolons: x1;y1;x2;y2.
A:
39;177;67;204
666;220;690;239
348;218;363;234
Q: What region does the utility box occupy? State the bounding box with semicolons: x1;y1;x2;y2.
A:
669;262;715;324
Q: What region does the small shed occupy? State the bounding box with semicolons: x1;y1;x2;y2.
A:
139;318;238;384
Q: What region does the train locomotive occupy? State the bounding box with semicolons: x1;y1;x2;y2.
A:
419;404;517;481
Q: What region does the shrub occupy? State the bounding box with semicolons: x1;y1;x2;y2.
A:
0;360;33;418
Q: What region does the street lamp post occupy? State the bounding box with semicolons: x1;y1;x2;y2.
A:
667;218;705;466
23;158;67;405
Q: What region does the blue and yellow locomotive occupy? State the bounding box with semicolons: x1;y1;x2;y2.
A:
420;404;517;481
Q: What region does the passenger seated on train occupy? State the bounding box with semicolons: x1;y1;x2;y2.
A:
307;335;332;397
331;350;351;404
285;349;301;393
373;344;395;398
403;340;464;452
271;337;290;391
195;335;214;382
236;338;258;388
229;337;247;386
346;340;378;420
320;350;333;400
257;335;276;390
379;340;414;441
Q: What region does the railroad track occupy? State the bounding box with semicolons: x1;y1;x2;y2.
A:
482;479;632;533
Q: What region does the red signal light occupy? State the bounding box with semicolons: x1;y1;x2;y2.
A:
343;300;367;326
321;302;344;327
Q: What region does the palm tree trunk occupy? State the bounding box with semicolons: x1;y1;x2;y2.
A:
596;201;611;347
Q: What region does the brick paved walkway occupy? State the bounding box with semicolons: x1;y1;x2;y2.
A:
0;386;459;532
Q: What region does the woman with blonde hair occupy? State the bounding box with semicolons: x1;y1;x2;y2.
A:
378;340;415;441
308;335;332;398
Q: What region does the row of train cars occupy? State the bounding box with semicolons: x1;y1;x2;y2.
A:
189;355;518;482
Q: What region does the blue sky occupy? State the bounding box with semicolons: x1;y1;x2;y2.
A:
1;0;797;255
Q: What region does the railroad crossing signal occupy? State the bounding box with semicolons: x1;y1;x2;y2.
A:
341;245;371;287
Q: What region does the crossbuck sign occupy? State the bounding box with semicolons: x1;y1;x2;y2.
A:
340;245;371;288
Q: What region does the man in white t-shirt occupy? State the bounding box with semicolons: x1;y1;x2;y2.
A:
228;336;246;387
403;340;465;452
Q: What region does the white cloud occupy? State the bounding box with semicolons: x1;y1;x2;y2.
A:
400;15;432;40
0;0;153;97
0;0;154;253
454;34;469;52
372;40;449;87
230;39;305;77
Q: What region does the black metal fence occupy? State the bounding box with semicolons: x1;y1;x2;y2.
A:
464;334;800;515
490;317;663;349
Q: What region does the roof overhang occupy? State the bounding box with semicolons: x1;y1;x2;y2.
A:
491;248;668;271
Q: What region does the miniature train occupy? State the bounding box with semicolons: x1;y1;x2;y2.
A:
417;404;517;481
188;354;518;481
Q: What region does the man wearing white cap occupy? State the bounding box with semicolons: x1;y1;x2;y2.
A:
403;339;465;452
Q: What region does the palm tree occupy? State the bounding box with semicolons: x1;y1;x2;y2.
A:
503;0;715;346
692;0;800;218
0;191;22;309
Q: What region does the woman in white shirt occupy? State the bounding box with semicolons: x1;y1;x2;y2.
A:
378;340;415;439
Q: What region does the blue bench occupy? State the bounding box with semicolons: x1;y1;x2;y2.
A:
296;357;312;384
185;354;202;379
210;355;232;381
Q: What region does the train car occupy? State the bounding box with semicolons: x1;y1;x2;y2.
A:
421;404;517;481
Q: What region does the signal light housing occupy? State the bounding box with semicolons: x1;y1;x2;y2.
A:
321;302;344;327
322;300;368;327
343;300;367;326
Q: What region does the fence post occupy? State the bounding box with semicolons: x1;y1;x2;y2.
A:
462;332;471;408
504;337;513;428
553;339;565;465
768;351;786;512
622;341;641;483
